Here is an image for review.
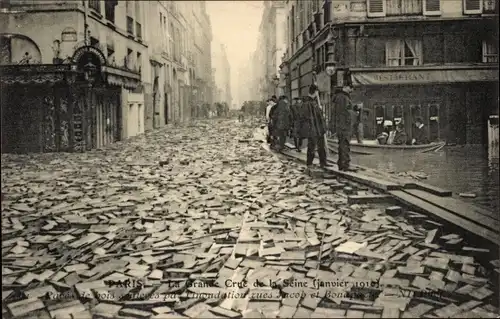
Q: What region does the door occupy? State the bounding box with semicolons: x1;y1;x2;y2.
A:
410;104;422;141
374;104;385;135
466;91;486;144
428;103;440;142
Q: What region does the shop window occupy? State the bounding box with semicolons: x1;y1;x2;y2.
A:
482;39;498;63
386;39;423;66
387;0;423;15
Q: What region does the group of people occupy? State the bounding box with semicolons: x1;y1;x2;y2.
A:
265;78;359;172
376;117;429;146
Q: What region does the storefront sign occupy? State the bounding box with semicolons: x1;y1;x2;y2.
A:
352;68;498;86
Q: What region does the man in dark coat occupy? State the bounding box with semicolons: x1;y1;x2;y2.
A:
392;123;408;145
290;97;307;152
303;85;328;168
271;95;291;152
331;81;355;171
412;117;429;145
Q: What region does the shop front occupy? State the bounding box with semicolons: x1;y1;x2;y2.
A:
0;46;141;153
351;66;498;144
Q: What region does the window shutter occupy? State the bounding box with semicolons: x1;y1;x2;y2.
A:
423;0;441;15
463;0;483;14
367;0;386;17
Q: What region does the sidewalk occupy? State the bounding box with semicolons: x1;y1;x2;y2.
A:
1;119;498;318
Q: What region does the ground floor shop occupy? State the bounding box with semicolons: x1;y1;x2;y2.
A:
350;69;498;144
0;48;141;154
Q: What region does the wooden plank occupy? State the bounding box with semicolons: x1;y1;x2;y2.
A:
404;189;499;230
281;149;401;191
348;194;393;205
389;190;500;246
407;181;453;197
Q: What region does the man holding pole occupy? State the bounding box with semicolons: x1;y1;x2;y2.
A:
302;84;329;170
331;72;356;171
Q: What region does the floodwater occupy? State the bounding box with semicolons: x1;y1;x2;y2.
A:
352;144;500;212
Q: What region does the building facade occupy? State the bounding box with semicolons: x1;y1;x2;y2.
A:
283;0;498;144
1;0;146;153
212;42;232;106
0;0;214;154
252;0;287;100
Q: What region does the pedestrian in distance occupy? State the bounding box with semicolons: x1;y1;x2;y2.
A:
331;76;356;171
272;95;291;152
290;97;307;152
303;84;329;170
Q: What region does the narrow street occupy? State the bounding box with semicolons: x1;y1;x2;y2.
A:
2;119;499;318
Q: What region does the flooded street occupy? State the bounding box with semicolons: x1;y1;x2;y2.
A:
352;145;500;212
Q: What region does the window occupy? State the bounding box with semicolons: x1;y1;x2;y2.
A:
107;43;115;65
387;0;423;15
89;0;100;13
126;48;133;69
127;16;134;34
463;0;482;14
324;0;331;23
104;0;117;23
386;39;423;66
136;52;142;72
483;39;498;63
136;22;142;40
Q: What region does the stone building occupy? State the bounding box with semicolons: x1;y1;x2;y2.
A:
252;0;287;99
283;0;498;144
212;42;232;107
1;0;146;153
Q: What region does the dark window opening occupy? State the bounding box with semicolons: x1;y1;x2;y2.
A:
105;0;117;23
89;0;100;13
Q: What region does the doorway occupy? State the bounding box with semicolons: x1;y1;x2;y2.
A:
164;93;169;124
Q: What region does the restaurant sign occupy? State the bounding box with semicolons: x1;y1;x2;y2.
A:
352;69;498;86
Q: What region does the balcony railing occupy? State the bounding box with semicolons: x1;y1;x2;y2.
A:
136;22;142;41
126;16;134;35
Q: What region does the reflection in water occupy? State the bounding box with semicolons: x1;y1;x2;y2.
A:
352;145;500;211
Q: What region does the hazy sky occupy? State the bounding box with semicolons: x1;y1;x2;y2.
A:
206;1;263;106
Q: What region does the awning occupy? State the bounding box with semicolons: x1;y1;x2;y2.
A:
101;66;141;90
0;64;76;85
351;66;499;86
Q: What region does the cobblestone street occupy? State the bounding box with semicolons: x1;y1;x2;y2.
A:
2;119;499;318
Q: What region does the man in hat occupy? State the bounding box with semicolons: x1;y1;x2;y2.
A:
272;95;291;152
290;97;307;152
303;84;329;169
331;74;356;171
265;97;277;145
412;117;429;145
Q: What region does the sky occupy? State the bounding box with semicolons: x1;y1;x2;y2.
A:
206;1;263;107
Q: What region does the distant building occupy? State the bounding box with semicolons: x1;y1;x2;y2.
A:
251;0;287;100
212;42;232;106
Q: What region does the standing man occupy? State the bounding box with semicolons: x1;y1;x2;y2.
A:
290;97;306;152
265;98;276;145
412;117;429;145
303;85;329;169
331;78;356;171
272;95;291;152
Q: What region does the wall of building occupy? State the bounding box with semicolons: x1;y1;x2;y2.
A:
282;0;498;144
212;42;232;106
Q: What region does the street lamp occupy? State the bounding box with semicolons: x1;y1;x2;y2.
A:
325;25;338;78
